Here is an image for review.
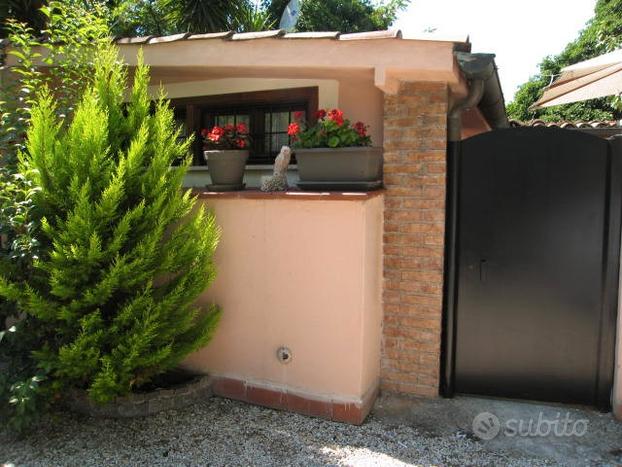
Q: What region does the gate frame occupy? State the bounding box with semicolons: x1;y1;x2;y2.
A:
441;130;622;411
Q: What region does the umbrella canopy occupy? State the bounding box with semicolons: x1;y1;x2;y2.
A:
532;48;622;108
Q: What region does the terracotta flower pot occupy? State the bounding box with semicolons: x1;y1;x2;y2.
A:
295;146;383;190
203;150;249;191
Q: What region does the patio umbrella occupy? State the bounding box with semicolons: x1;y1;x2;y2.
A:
531;48;622;108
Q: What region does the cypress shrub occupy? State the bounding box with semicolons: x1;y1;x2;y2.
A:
0;46;221;404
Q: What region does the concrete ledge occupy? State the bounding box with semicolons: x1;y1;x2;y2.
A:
65;375;213;418
193;188;385;201
211;376;378;425
184;164;301;189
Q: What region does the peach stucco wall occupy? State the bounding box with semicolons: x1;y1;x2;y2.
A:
183;194;383;404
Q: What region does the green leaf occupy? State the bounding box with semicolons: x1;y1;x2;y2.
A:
328;136;340;147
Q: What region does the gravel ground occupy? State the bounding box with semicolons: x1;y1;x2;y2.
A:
0;396;573;467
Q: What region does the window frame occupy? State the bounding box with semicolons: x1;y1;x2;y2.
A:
169;87;319;165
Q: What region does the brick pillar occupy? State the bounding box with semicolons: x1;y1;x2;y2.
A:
381;81;448;397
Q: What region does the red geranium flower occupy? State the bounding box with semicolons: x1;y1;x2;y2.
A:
202;124;251;150
354;121;367;137
208;126;225;142
293;111;305;121
327;108;344;126
287;122;301;136
315;109;327;120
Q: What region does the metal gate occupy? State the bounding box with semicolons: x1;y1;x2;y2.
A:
442;127;622;409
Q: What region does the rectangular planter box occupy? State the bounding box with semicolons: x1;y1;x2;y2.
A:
295;147;383;183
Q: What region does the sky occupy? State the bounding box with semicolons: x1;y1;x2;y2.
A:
394;0;597;102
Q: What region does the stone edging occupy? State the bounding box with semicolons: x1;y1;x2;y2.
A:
65;375;213;418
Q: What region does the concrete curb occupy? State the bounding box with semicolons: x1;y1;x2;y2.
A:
65;375;213;418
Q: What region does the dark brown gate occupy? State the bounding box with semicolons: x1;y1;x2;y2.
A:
443;128;622;409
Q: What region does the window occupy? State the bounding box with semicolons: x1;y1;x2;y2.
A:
169;87;319;165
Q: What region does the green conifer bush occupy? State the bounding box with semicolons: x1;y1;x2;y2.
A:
0;46;222;404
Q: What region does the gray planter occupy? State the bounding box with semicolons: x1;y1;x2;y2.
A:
204;149;249;190
295;146;383;184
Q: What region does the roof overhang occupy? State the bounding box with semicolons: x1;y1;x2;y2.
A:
2;29;471;95
2;29;510;129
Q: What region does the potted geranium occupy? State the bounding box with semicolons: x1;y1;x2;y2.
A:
202;123;250;191
288;109;383;190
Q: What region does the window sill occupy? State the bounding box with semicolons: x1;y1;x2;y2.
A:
192;188;384;201
187;165;299;172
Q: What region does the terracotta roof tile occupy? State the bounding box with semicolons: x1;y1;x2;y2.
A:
147;33;190;44
230;29;286;41
115;36;153;45
510;119;621;129
186;31;234;41
282;32;340;40
111;29;414;46
339;30;402;41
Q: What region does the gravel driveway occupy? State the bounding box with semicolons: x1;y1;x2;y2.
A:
1;396;619;466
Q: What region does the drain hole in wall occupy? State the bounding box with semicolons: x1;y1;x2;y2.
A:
277;346;292;364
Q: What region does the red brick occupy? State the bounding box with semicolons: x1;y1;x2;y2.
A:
212;377;247;401
401;293;442;306
382;81;447;399
401;270;443;282
286;393;311;414
402;199;444;209
384;221;400;232
246;385;285;410
308;399;334;419
385;210;425;222
332;402;363;425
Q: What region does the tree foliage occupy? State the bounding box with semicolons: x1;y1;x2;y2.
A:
0;0;46;38
508;0;622;122
1;2;110;167
1;2;111;431
2;0;408;37
1;46;222;405
109;0;274;36
297;0;407;32
1;1;110;334
1;1;110;328
264;0;408;32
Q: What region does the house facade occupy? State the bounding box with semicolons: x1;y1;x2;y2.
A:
2;29;620;423
115;29;501;423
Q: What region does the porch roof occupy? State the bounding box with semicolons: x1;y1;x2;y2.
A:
1;29;507;130
0;29;475;94
110;29;472;95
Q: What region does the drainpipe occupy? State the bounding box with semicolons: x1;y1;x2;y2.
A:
447;80;485;142
441;53;506;398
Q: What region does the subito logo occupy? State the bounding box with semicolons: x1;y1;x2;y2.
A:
472;412;501;440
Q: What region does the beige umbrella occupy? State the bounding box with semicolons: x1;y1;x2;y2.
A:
532;48;622;108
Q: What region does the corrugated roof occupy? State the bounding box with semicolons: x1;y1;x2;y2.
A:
510;119;622;129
